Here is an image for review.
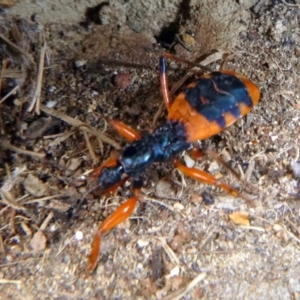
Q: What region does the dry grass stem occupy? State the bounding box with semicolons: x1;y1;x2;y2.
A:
0;84;19;104
56;234;76;257
238;225;265;232
263;189;279;202
20;222;32;236
162;273;206;300
24;194;65;204
40;211;54;230
0;140;46;159
0;59;7;95
206;149;241;179
0;189;26;211
157;237;181;266
2;69;24;78
0;33;35;64
40;104;120;149
27;43;47;114
0;258;40;268
0;279;22;287
0;235;5;254
10;209;16;234
143;196;175;212
43;130;75;139
82;130;99;165
245;160;255;183
281;223;300;244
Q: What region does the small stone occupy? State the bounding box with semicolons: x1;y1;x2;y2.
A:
30;231;47;252
114;73;131;89
290;161;300;179
74;60;87;68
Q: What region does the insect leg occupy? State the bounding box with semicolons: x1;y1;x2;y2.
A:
92;151;119;178
87;188;140;272
174;159;240;198
109;119;141;141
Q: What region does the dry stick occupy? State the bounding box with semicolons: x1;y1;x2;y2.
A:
40;105;121;149
24;194;65;204
161;273;206;300
2;69;24;78
82;129;99;164
0;85;19;104
0;110;4;134
0;235;5;254
0;279;22;287
0;59;7;96
27;43;47;114
40;211;54;230
0;140;46;159
0;61;9;131
0;189;26;211
0;33;35;64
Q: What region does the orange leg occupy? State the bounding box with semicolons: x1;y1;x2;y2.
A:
87;189;140;272
174;159;240;198
93;151;119;178
109;119;141;142
189;148;205;160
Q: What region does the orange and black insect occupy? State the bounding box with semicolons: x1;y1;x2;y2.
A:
87;56;261;272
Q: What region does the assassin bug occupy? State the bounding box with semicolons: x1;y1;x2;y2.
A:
87;55;261;272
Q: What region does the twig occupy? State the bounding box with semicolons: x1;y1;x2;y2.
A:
40;211;54;230
24;194;65;204
205;149;241;179
10;209;16;234
40;104;121;149
0;107;4;134
20;222;32;236
0;33;35;64
0;235;5;254
0;279;22;287
0;141;46;159
245;160;255;183
0;258;40;268
156;237;181;266
238;225;265;232
0;85;19;104
0;189;26;211
56;234;76;257
27;43;47;114
82;130;99;164
0;206;9;216
142;196;175;212
161;273;206;300
281;223;300;244
1;68;24;79
43;130;75;139
0;59;7;95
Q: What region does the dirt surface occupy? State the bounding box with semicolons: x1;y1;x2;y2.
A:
1;0;300;299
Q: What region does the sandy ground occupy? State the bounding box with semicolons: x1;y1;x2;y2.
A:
1;0;300;299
